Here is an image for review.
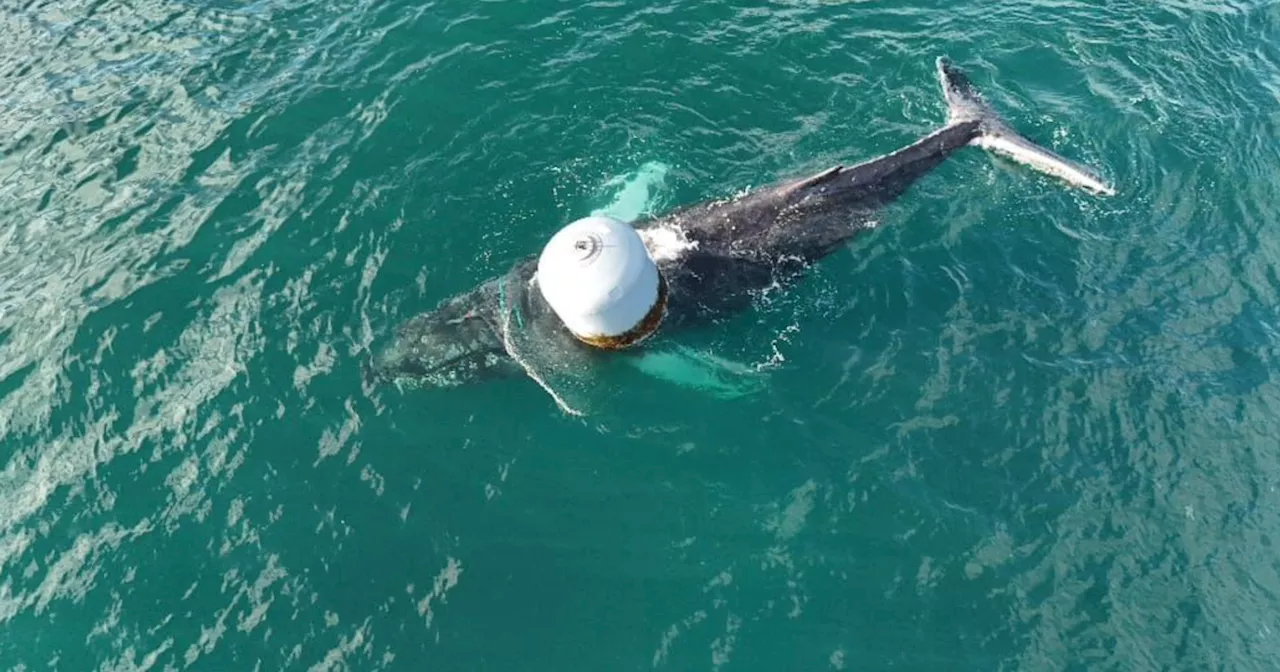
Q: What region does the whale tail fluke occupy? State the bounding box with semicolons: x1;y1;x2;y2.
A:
936;57;1115;196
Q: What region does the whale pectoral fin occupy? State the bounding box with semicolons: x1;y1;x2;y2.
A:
779;164;844;198
627;345;768;399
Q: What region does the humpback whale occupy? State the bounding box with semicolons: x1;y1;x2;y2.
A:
370;58;1114;395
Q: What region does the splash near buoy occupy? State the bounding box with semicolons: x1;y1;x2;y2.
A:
535;216;667;349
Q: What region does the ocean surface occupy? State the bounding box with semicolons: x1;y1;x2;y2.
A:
3;0;1280;669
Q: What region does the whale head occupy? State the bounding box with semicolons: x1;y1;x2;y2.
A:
370;287;518;388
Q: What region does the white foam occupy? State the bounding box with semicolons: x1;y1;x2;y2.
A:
638;224;698;262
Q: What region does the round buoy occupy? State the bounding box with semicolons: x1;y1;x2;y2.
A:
535;216;667;349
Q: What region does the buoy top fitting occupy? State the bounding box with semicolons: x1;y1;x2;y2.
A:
536;216;667;349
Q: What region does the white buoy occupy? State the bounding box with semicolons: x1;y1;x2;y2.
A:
535;216;667;349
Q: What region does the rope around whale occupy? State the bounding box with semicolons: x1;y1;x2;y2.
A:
497;272;583;417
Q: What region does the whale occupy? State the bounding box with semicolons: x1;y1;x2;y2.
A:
369;58;1114;395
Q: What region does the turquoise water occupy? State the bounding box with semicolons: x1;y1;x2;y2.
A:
3;0;1280;668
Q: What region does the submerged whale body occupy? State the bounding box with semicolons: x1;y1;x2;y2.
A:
370;58;1115;396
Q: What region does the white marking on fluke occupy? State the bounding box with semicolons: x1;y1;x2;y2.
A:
972;134;1116;196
